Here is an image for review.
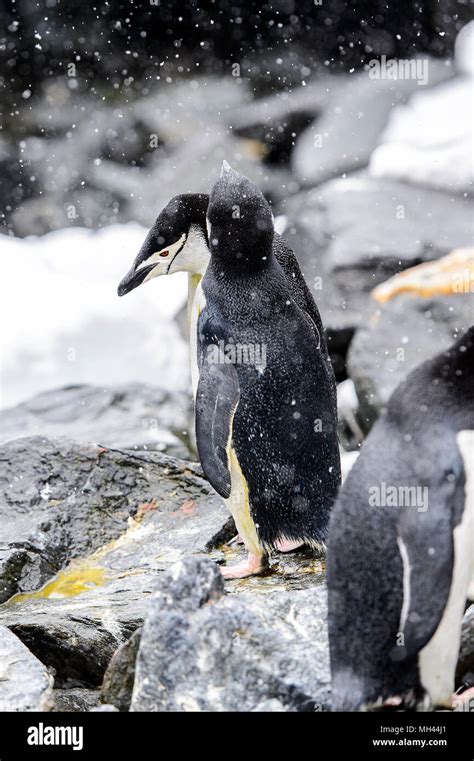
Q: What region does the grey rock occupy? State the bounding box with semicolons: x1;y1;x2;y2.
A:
101;628;142;712
0;625;54;711
457;605;474;686
7;76;252;236
370;76;473;196
133;76;251;149
131;557;330;712
280;176;474;363
229;77;334;163
0;436;132;603
90;704;119;712
0;383;193;458
292;60;453;186
0;436;229;684
53;688;100;712
347;293;473;429
10;189;122;237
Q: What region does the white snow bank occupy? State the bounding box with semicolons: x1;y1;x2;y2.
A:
0;224;188;409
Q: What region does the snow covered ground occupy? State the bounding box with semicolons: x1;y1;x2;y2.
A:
0;224;189;409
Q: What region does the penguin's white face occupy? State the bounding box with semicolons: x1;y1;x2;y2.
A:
136;232;187;281
142;226;211;281
118;224;210;297
168;225;210;276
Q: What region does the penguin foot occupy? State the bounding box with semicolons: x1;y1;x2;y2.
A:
275;538;305;553
221;552;266;579
227;533;244;546
452;687;474;712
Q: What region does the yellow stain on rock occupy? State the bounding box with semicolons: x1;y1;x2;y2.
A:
6;510;152;606
7;563;107;604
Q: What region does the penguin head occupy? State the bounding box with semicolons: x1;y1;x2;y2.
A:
206;161;274;269
118;193;210;296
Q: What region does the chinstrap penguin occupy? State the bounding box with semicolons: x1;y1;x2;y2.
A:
328;327;474;711
117;175;338;555
194;163;341;578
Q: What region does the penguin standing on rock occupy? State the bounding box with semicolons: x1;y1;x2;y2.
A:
194;163;341;579
328;327;474;710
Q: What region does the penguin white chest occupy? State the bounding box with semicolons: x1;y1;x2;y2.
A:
189;277;206;399
418;429;474;707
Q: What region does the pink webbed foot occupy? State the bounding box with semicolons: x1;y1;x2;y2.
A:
275;538;305;553
221;552;266;580
452;687;474;711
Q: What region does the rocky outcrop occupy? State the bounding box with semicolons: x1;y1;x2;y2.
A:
54;689;100;712
0;436;230;684
370;76;473;196
129;558;330;712
291;61;453;186
0;383;192;458
101;629;142;712
0;626;54;712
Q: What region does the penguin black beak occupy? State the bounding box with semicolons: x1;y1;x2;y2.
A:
118;231;159;297
117;263;156;297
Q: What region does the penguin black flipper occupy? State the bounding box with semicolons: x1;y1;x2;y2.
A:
195;313;240;500
273;233;327;357
390;492;457;662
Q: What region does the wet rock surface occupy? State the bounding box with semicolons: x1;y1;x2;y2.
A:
3;76;292;236
347;293;473;428
0;436;229;684
0;625;54;712
0;410;471;710
0;383;193;458
130;558;330;712
0;437;127;604
0;433;329;706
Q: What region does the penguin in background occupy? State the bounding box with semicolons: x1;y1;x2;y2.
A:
193;163;341;578
328;327;474;710
117;190;335;396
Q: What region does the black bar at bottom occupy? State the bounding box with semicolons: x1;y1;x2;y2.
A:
0;711;471;760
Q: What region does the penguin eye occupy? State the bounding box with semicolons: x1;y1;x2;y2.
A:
159;250;170;257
